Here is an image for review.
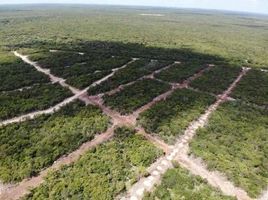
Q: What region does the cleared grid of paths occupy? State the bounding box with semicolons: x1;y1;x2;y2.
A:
122;67;251;200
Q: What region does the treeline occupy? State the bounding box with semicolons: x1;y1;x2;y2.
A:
0;83;72;120
24;127;163;200
104;79;171;114
88;59;172;95
144;165;235;200
0;101;110;183
190;101;268;198
231;69;268;106
190;65;241;94
138;88;215;144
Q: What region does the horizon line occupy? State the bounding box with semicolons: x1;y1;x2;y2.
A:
0;3;268;16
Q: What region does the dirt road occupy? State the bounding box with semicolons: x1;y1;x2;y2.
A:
121;68;251;200
0;127;115;200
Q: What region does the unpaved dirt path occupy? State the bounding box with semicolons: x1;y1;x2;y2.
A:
136;127;172;154
132;64;212;117
5;53;256;200
0;89;86;127
121;67;250;200
2;52;136;127
259;189;268;200
176;154;252;200
100;61;176;97
0;126;115;200
260;69;268;73
14;51;65;84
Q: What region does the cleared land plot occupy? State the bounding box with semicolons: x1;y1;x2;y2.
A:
88;59;173;95
24;127;163;200
138;88;215;144
190;102;268;198
154;62;206;83
103;79;171;114
65;70;112;89
0;101;109;183
144;166;235;200
0;83;72;120
29;51;91;71
29;51;131;80
190;66;241;95
0;52;49;92
231;69;268;106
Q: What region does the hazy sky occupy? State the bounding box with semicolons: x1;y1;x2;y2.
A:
0;0;268;14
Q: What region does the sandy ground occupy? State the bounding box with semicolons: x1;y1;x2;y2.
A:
176;154;252;200
259;189;268;200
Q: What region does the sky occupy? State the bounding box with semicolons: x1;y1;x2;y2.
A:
0;0;268;14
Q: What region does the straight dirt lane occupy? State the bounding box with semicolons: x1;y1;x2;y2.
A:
121;67;251;200
0;126;115;200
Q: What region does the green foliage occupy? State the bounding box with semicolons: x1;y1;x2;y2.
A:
65;70;112;89
138;89;215;144
190;66;241;94
0;83;72;120
231;70;268;106
0;53;49;92
144;166;235;200
24;127;163;200
2;6;266;67
0;101;110;183
29;50;131;79
190;102;268;197
30;51;90;71
0;50;17;65
104;79;171;114
88;59;172;95
155;62;206;83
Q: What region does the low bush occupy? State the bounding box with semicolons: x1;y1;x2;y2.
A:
138;88;215;144
103;79;171;114
190;102;268;198
88;59;172;95
144;166;235;200
24;127;163;200
0;101;110;183
0;83;72;120
190;65;241;94
155;61;206;83
231;69;268;106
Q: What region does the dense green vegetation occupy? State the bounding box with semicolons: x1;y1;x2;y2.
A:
0;83;72;120
144;165;235;200
103;79;171;114
88;59;172;95
24;127;163;200
155;62;206;83
231;70;268;106
190;102;268;198
1;5;267;68
66;70;112;89
30;51;130;78
0;52;49;92
29;51;90;71
190;66;241;94
0;101;109;183
0;5;267;198
139;89;215;144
